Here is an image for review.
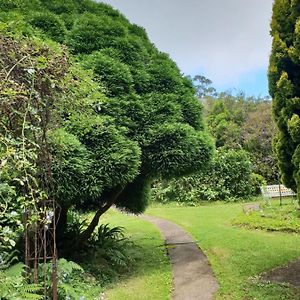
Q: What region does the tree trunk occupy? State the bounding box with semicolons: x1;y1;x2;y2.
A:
75;186;123;249
56;206;68;238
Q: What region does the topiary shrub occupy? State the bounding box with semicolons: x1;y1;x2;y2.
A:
0;0;215;248
147;52;184;93
67;13;126;54
29;12;66;43
0;0;41;11
82;52;134;97
110;36;150;66
144;124;214;178
39;0;79;15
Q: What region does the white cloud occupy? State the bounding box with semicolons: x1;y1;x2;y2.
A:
99;0;273;86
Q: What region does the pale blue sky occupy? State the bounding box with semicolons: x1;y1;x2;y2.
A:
100;0;273;97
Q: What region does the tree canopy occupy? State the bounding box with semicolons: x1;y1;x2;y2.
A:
0;0;214;247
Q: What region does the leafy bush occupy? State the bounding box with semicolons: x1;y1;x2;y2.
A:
41;258;99;299
130;66;151;94
251;173;266;196
213;149;252;199
147;53;184;93
61;212;137;285
110;36;150;66
0;0;41;11
48;128;92;208
0;0;17;10
84;223;136;284
144;124;214;178
152;149;253;202
40;0;80;15
116;176;151;213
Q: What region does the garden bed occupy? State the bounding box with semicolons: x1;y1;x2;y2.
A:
232;199;300;233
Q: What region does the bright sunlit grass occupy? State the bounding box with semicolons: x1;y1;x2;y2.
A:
146;201;300;300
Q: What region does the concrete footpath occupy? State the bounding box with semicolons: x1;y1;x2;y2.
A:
142;215;219;300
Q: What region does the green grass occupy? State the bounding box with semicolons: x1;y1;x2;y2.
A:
100;209;172;300
146;201;300;300
233;199;300;233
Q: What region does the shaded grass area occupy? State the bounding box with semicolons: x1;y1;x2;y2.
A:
233;199;300;233
147;202;300;300
99;209;172;300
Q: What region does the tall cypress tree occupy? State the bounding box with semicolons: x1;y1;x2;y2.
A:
269;0;300;194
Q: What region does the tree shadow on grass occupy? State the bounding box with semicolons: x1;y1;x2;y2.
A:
79;230;170;291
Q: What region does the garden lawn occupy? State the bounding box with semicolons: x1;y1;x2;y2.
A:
147;202;300;300
101;209;172;300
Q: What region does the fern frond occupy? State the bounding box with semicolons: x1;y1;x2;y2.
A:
4;262;23;277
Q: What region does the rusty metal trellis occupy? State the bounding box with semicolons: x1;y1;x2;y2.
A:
24;114;60;299
24;198;60;299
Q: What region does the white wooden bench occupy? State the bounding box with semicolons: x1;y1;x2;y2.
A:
260;184;296;199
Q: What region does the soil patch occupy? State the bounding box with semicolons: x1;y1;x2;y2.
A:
261;259;300;287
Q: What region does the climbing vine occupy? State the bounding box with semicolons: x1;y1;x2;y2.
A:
0;34;69;296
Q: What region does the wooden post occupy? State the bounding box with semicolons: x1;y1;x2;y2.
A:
278;173;282;206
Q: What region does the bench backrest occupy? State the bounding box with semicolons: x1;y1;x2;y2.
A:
260;184;296;198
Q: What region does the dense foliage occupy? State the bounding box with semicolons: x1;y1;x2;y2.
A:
0;33;69;259
269;0;300;198
204;92;277;183
152;149;253;203
0;264;42;300
0;0;213;250
152;82;277;203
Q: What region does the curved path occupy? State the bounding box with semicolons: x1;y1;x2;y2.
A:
143;215;219;300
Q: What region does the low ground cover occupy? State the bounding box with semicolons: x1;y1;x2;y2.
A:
1;208;171;300
232;199;300;233
53;209;171;299
147;202;300;300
